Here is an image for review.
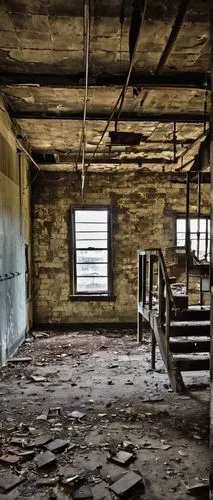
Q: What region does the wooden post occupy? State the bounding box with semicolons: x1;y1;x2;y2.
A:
158;260;164;327
142;255;147;307
165;291;171;362
137;253;143;343
210;1;213;494
149;256;156;369
148;255;154;310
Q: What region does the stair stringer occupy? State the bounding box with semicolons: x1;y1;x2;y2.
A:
150;312;186;393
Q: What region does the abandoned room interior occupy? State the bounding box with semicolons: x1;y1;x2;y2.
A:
0;0;213;499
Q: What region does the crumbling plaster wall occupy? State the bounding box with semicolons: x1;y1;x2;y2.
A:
0;99;32;365
32;171;210;325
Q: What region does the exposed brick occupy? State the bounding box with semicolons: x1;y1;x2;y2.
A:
32;171;210;324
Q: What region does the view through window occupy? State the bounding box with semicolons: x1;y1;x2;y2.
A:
176;217;210;261
72;208;111;294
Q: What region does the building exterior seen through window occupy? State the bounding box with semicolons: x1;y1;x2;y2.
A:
72;208;112;295
176;217;210;261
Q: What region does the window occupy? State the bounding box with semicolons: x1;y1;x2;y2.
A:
71;207;112;296
176;216;210;261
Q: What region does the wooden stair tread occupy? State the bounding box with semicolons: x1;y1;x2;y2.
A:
170;337;210;354
170;320;210;326
173;354;209;371
170;336;210;342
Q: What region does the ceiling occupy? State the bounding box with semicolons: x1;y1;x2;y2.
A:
0;0;210;173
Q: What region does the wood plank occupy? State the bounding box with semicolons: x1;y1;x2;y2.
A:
173;354;209;371
170;338;210;354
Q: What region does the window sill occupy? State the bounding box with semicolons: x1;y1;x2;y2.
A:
69;294;116;302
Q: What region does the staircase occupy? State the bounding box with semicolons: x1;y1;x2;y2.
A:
137;249;210;392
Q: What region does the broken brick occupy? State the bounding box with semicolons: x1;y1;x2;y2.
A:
73;484;93;499
45;439;69;453
0;471;25;493
0;454;21;465
34;450;56;468
108;450;134;466
110;471;142;496
33;434;52;447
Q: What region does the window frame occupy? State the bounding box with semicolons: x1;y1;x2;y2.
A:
175;214;210;261
70;206;114;300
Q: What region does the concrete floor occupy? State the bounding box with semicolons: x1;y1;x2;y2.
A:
0;329;209;499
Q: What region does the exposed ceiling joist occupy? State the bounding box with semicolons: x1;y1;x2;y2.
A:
0;72;210;90
13;111;209;123
37;156;175;165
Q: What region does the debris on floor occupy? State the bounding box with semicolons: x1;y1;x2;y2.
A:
34;450;57;468
0;329;209;499
110;471;143;496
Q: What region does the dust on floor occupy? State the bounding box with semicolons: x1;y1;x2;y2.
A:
0;329;209;499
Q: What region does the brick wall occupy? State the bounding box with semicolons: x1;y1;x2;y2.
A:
32;171;210;324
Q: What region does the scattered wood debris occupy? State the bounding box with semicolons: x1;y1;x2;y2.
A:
8;357;32;364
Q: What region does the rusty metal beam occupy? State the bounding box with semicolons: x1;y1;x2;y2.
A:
36;156;175;165
0;71;210;90
12;111;209;123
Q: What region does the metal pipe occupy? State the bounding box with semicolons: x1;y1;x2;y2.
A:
197;170;201;260
186;172;190;294
17;138;40;172
176;130;209;166
197;170;201;257
141;0;191;108
156;0;191;74
115;0;147;129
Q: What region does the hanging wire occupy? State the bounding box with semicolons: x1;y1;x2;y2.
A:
203;76;209;134
81;0;90;200
85;0;147;173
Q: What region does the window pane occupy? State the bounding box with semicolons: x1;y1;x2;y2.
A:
177;232;185;240
77;263;108;276
76;232;107;240
76;277;108;292
75;223;107;232
76;240;108;249
191;240;197;252
199;219;207;231
76;250;108;263
198;241;206;259
177;239;185;247
176;219;185;232
190;219;198;232
75;210;108;223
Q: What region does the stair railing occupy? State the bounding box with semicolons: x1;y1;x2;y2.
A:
137;249;174;365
